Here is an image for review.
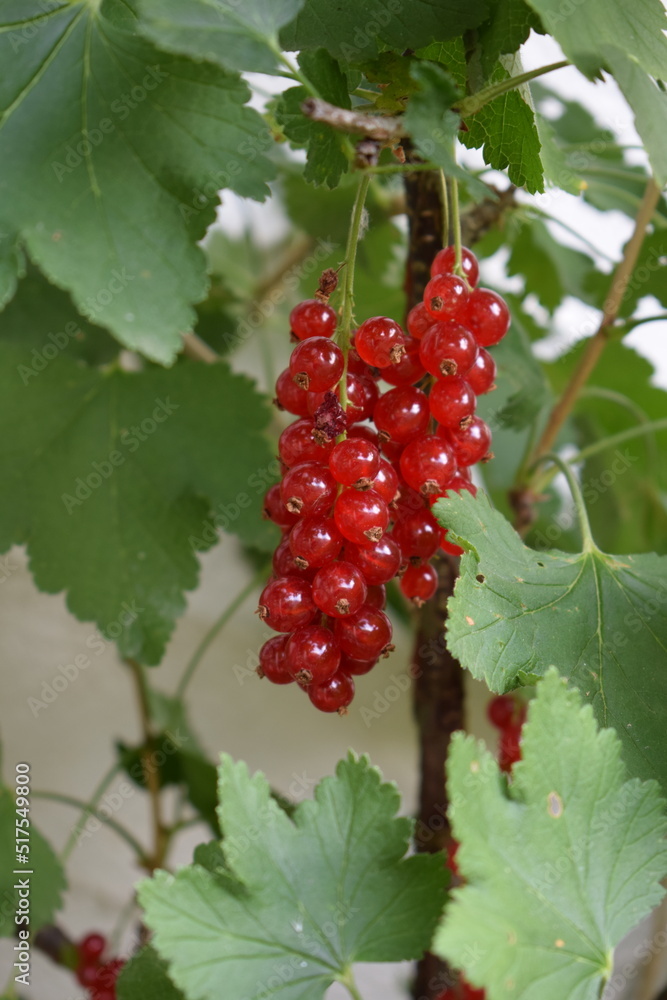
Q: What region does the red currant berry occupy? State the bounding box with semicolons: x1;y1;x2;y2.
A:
465;347;496;395
346;345;377;379
461;978;486;1000
400;435;457;496
447;417;492;466
334;488;389;547
430;245;480;286
258;635;294;684
365;584;387;610
419;321;478;378
440;532;464;558
274;369;310;417
329;438;380;488
312;561;368;618
77;964;102;987
345;535;402;585
273;534;313;578
263;484;298;529
487;694;516;729
446;838;460;877
462;288;510;346
307;672;355;713
280;462;336;516
406;301;432;340
340;652;378;676
279;418;333;467
392;483;427;524
423;273;469;321
355;316;407;368
371;458;399;505
380;436;404;464
498;722;523;772
335;605;393;660
348;424;380;447
290;299;337;340
289;515;343;569
374;386;430;445
78;933;106;967
380;339;426;387
289;337;344;392
308;374;379;424
400;561;438;607
257;577;317;633
429;376;476;429
285;625;341;684
393;508;442;561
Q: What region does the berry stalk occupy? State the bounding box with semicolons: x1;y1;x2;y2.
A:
336;174;372;419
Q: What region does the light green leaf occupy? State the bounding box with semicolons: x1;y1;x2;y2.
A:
0;786;66;936
0;1;274;364
489;295;551;430
435;670;667;1000
280;0;489;62
140;753;446;999
477;0;543;76
507;217;598;312
0;343;277;665
433;490;667;790
118;946;185;1000
135;0;304;73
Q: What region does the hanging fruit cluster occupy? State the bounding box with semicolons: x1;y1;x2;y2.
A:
258;244;509;714
75;932;125;1000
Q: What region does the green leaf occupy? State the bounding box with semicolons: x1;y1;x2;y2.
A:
135;0;304;73
460;56;545;193
118;946;186;1000
404;64;491;200
360;53;419;112
280;0;489;62
433;490;667;791
0;786;66;936
0;231;23;309
275;50;351;188
434;670;667;1000
0;343;276;665
0;2;274;364
476;0;543;76
507;218;598;312
489;295;551;431
140;753;446;999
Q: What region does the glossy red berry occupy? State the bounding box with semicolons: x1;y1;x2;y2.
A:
334;488;389;547
312;561;368;618
355;316;407;368
371;458;399;505
461;978;486;1000
285;625;341;683
498;723;523;772
345;535;402;585
419;321;478;378
307;672;355;713
447;417;492;466
77;964;102;987
340;652;378;676
279;418;334;467
263;484;298;529
406;301;432;340
380;338;426;387
78;933;106;967
257;577;317;633
290;299;337;340
329;438;380;488
289;337;344;392
400;561;438;607
258;635;294;684
487;694;516;729
462;288;510;346
348;423;380;447
308;374;379;424
400;435;457;496
465;347;496;395
335;605;393;660
346;345;377;379
272;534;312;579
429;376;476;429
289;515;343;568
423;273;469;321
374;386;430;445
430;245;480;287
393;508;442;561
274;368;311;417
365;584;387;610
280;462;336;516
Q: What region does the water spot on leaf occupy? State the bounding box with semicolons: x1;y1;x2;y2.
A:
548;792;563;818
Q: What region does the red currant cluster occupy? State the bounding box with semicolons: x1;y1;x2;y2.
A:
75;932;124;1000
435;978;485;1000
487;694;526;771
258;246;509;713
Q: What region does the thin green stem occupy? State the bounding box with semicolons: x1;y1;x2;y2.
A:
439;169;449;247
458;60;570;116
529;453;597;552
175;566;268;700
32;790;146;861
60;761;122;863
578;387;659;466
339;969;364;1000
449;146;463;274
570;417;667;468
365;161;440;175
620;312;667;330
275;50;319;98
335;174;371;419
